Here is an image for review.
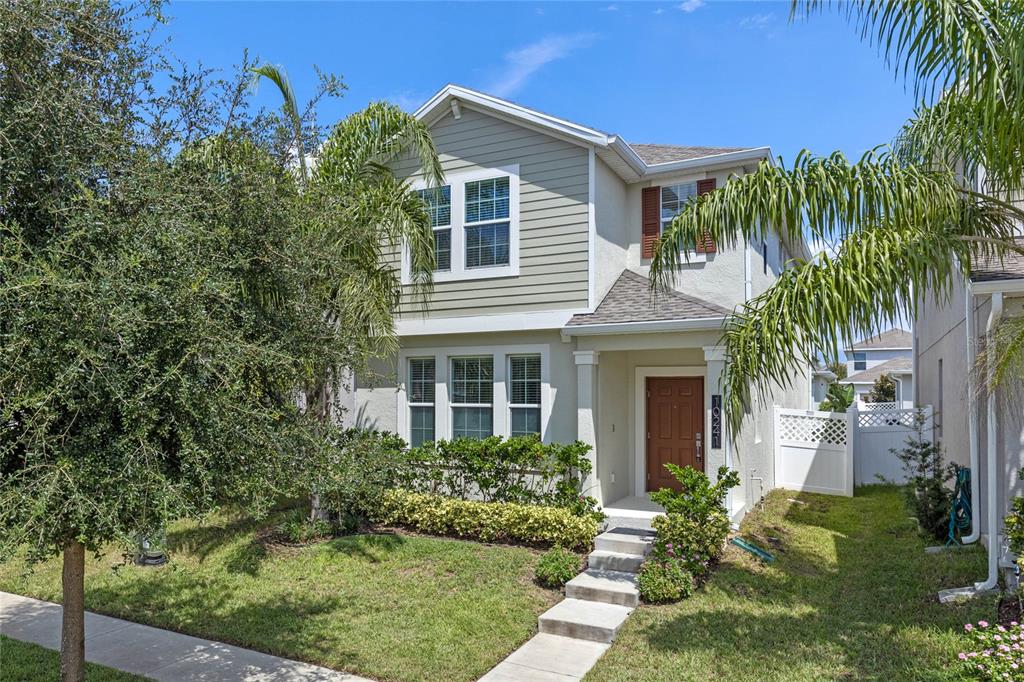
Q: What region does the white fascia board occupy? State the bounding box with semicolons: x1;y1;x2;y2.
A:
845;347;914;352
970;278;1024;295
415;85;609;147
562;317;727;336
396;309;588;336
639;147;773;179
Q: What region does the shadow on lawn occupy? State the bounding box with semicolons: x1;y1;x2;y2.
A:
636;486;991;680
322;532;405;563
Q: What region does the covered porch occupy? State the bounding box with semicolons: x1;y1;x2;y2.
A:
562;269;750;527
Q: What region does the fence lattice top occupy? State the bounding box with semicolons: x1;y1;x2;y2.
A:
778;411;848;447
857;409;922;429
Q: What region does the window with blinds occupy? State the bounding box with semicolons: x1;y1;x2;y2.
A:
464;177;510;268
418;186;452;272
660;182;698;250
450;356;493;439
408;358;435;447
508;354;541;437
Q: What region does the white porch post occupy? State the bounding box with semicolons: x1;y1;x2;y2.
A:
574;350;601;506
703;346;738;513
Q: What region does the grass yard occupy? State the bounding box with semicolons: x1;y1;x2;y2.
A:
0;636;145;682
0;509;559;682
587;486;994;682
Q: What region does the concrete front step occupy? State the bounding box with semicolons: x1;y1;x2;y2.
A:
538;598;633;643
594;527;654;556
587;549;644;573
565;569;639;607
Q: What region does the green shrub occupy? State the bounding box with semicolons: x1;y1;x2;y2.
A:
636;560;694;603
892;417;956;541
1003;469;1024;579
275;511;334;544
310;428;408;527
373;489;599;550
651;511;730;576
535;547;581;588
650;464;740;520
399;436;601;519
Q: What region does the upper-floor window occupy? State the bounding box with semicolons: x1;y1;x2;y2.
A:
403;166;520;284
852;351;867;371
418;186;451;272
658;182;706;259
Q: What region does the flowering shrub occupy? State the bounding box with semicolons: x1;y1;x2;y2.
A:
651;512;730;576
958;620;1024;680
636;560;694;603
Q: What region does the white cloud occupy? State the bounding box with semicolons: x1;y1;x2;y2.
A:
740;12;775;29
652;7;664;14
602;4;619;11
488;33;597;97
677;0;705;12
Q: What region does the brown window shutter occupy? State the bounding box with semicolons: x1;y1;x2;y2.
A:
696;178;717;253
641;186;660;259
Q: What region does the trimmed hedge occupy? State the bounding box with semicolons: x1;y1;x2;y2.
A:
373;489;599;550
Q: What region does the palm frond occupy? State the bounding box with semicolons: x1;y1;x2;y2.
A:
250;63;308;184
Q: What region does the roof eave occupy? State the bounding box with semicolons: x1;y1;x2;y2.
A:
562;316;727;336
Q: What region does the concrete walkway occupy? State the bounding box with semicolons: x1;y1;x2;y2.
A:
0;591;371;681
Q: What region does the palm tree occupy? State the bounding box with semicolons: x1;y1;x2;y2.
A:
651;1;1024;434
252;65;443;515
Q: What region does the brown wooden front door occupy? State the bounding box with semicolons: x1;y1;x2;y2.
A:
646;377;704;491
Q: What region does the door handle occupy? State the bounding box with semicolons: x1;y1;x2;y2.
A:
695;432;702;460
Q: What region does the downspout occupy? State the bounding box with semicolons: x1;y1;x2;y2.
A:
977;291;1003;592
963;283;981;544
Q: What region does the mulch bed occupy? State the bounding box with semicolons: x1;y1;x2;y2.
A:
998;594;1022;626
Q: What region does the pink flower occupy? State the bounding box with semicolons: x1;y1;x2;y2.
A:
966;624;974;631
980;621;989;628
958;652;968;660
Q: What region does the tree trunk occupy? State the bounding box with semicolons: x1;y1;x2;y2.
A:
60;540;85;682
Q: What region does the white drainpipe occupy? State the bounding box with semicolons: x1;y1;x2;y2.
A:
963;284;981;544
976;291;1004;592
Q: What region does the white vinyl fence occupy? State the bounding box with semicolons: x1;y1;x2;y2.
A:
773;408;855;496
853;406;933;485
773;405;933;496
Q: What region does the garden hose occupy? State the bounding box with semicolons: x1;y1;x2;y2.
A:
946;466;972;547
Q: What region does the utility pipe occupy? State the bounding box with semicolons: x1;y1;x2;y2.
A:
976;291;1004;592
963;284;981;544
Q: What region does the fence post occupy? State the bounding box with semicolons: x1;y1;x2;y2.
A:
845;409;856;497
772;405;781;492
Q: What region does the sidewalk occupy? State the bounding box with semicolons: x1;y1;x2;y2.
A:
0;591;371;681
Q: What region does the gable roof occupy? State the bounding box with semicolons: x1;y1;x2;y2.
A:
971;238;1024;283
843;356;913;384
413;84;771;181
848;328;912;351
630;143;756;165
566;270;729;329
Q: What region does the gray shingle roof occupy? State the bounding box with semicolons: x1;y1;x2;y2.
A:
566;270;730;327
844;356;913;384
971;237;1024;282
850;328;912;350
629;143;754;165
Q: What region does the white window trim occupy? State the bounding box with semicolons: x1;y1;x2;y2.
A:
397;343;551;444
402;164;520;284
659;182;707;264
449;355;496;439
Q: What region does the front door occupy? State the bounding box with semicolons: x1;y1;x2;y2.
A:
646;377;704;491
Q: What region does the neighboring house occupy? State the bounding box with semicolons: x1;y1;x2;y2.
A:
810;365;836;407
349;85;811;524
841;328;914;407
915;237;1024;595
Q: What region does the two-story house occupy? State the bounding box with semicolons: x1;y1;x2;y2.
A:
348;85;811;525
840;328;914;407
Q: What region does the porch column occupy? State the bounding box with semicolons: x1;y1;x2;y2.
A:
574;350;601;506
703;345;733;479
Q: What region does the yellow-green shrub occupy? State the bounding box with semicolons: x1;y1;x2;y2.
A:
373;489;599;550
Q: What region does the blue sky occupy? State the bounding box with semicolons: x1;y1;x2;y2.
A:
160;1;919;165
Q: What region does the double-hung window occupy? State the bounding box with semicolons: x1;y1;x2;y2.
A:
853;352;867;372
464;176;510;268
408;358;435;447
418;186;452;272
660;182;703;254
508;355;541;437
450;357;493;439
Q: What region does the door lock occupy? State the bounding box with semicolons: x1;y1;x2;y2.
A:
695;432;703;460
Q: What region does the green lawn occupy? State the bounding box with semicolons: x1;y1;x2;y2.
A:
0;636;146;682
0;509;558;682
587;486;994;682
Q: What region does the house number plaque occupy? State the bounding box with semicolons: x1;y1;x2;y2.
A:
711;395;722;449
